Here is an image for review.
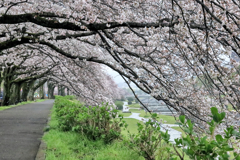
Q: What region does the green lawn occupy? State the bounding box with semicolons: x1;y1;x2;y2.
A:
43;108;144;160
129;109;142;113
119;112;132;117
121;118;143;137
127;103;141;108
43;106;190;160
0;99;47;111
171;127;186;137
129;109;177;124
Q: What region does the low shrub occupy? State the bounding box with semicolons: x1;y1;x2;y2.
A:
127;97;134;102
54;96;83;131
115;100;124;110
54;96;126;144
127;113;173;160
127;107;240;160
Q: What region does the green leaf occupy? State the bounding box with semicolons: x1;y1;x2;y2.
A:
209;126;215;134
224;147;234;151
187;119;193;130
179;115;185;124
151;113;158;119
211;107;218;116
215;134;223;143
220;112;225;121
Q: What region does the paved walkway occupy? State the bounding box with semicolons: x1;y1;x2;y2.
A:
0;100;54;160
123;101;182;142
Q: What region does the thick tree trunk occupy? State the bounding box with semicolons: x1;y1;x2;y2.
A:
39;84;45;99
58;85;61;95
2;81;12;106
61;87;65;96
28;89;35;101
1;67;18;106
10;83;21;104
67;88;69;95
47;81;55;99
21;80;34;102
49;87;55;99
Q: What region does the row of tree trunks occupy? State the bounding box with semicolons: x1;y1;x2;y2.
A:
28;79;47;101
58;85;66;96
0;69;71;105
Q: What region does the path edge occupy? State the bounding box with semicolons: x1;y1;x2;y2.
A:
35;134;47;160
35;117;51;160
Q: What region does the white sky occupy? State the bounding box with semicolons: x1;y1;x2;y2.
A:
104;66;125;84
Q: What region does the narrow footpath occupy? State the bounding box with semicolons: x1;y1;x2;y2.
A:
0;100;54;160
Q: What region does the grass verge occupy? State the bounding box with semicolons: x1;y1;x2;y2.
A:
43;106;190;160
43;107;144;160
0;99;47;111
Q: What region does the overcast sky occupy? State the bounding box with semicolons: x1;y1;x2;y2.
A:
105;66;125;84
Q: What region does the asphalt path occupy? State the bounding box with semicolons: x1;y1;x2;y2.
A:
0;100;54;160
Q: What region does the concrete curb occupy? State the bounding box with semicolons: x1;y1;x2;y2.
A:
35;135;47;160
35;117;51;160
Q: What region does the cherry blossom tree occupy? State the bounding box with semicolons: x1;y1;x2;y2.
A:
0;0;240;134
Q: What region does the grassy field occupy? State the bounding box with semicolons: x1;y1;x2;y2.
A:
43;105;192;160
127;103;141;108
0;99;47;111
171;127;186;137
119;112;132;117
43;108;144;160
121;118;143;137
129;109;177;124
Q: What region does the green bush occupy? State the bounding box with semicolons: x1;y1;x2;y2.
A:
128;101;132;105
127;97;134;102
54;96;83;131
173;107;240;160
115;101;124;110
54;96;126;144
63;95;75;100
127;107;240;160
127;113;173;160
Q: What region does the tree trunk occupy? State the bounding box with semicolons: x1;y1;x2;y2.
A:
39;83;45;99
21;80;35;102
61;87;65;96
47;81;55;99
28;79;47;101
28;88;35;101
10;83;21;104
2;80;12;106
67;88;69;95
58;85;61;95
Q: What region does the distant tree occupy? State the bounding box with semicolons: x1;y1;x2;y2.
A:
127;97;134;102
135;98;139;104
115;101;123;110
